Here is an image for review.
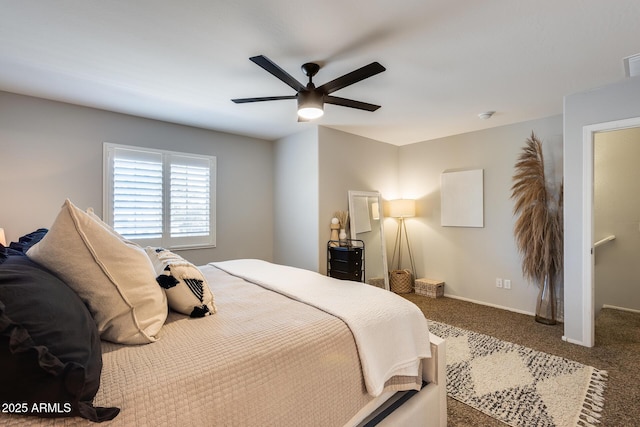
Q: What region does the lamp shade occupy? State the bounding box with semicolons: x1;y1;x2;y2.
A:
389;199;415;218
0;228;5;246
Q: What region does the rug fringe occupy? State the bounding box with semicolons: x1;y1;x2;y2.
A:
577;369;608;427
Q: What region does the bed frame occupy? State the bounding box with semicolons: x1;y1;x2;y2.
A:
1;249;448;427
350;334;447;427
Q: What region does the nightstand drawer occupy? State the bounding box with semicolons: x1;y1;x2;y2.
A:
329;269;362;281
329;246;363;261
329;258;362;270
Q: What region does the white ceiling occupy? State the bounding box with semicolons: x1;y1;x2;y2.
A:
1;1;639;146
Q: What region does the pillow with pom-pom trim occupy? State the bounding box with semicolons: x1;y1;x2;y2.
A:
145;247;216;318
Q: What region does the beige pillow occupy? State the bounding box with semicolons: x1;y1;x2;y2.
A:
27;199;167;344
145;247;217;317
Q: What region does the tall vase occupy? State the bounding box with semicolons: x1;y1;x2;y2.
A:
339;229;348;246
535;274;557;325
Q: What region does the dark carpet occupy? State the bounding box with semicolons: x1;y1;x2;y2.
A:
402;294;640;427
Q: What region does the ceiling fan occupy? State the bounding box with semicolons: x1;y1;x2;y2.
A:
231;55;386;121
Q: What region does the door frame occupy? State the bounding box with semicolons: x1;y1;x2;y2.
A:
581;116;640;346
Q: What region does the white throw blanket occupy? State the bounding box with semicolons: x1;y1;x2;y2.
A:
210;259;431;397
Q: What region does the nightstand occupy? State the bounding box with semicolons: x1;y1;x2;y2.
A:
327;240;365;282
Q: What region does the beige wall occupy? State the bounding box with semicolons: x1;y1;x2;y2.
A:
398;116;563;315
0;91;274;265
594;127;640;313
271;126;399;276
275;119;568;318
273;128;319;270
317;127;399;274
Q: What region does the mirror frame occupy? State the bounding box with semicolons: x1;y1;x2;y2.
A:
348;190;389;291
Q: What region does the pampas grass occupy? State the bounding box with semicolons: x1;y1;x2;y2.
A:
511;132;563;287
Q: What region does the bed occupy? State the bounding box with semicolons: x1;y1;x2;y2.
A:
0;200;446;426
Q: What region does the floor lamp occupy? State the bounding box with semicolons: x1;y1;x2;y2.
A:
389;199;416;280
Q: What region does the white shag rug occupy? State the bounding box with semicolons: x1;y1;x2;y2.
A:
428;321;608;427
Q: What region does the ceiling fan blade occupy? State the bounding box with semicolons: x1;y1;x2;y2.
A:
318;62;386;94
250;55;306;92
232;95;297;104
324;95;381;112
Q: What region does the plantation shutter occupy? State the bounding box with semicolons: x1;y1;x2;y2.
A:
112;147;163;241
104;143;216;249
168;154;214;247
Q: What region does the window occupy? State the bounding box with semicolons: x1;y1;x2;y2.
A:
103;143;216;249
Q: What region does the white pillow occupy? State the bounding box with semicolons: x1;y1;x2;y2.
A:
27;199;167;344
145;247;217;317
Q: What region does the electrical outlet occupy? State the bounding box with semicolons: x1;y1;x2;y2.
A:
496;278;503;288
504;279;511;290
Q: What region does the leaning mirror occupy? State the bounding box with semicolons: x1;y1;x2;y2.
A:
348;190;389;291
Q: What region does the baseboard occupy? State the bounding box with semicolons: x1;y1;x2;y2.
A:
602;304;640;314
561;335;586;346
444;293;535;317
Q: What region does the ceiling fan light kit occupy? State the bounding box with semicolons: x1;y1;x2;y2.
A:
297;86;324;120
232;55;385;121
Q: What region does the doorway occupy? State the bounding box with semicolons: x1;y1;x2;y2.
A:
583;117;640;346
594;128;640;316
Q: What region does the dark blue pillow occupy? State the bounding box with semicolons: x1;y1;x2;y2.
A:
0;249;119;422
8;228;48;254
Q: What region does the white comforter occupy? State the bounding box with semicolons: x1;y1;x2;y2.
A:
211;259;431;397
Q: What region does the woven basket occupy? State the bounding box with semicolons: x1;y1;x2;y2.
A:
390;269;413;294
